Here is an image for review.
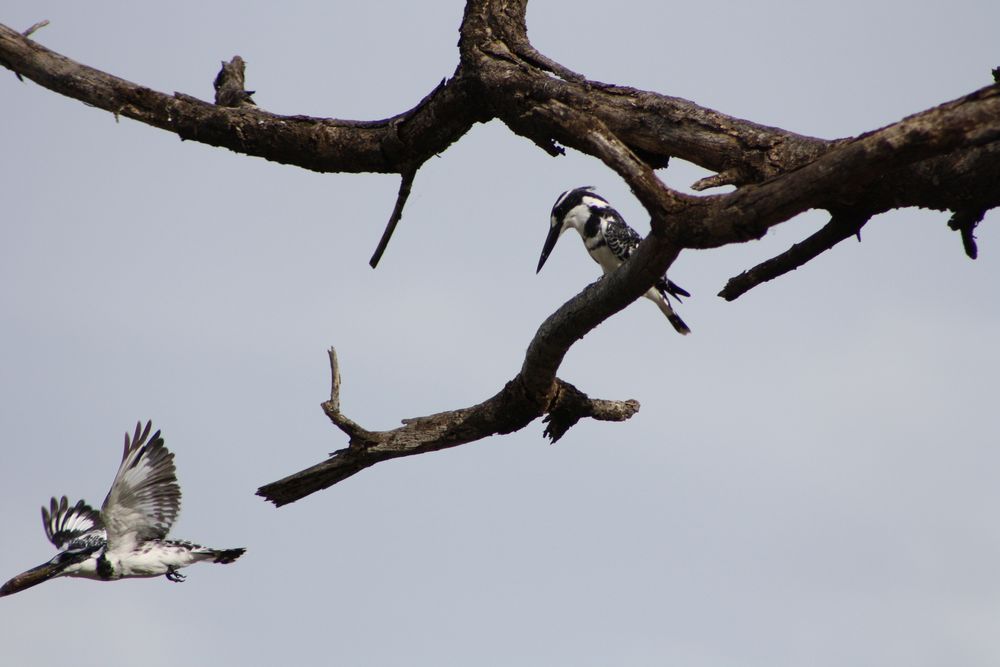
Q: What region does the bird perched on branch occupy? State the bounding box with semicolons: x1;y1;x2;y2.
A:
0;421;245;597
536;186;691;334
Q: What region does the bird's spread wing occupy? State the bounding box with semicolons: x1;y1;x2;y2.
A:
42;496;105;549
101;421;181;552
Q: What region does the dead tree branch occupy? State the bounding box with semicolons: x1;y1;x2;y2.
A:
0;23;478;175
719;210;872;301
369;167;418;268
257;348;640;506
2;0;998;504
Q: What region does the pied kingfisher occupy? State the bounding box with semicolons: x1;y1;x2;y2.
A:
0;421;245;597
537;186;691;334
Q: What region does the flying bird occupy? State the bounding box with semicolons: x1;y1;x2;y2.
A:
537;186;691;334
1;421;245;597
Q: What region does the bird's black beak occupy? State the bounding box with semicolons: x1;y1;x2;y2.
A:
536;225;562;274
0;559;66;597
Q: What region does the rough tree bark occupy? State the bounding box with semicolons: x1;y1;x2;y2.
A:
1;1;997;506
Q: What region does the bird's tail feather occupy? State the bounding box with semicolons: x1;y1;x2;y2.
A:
212;548;246;564
664;279;690;300
652;292;691;335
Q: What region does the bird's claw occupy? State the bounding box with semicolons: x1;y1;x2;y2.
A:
165;568;186;583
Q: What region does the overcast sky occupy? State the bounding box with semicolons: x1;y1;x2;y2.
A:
2;2;999;666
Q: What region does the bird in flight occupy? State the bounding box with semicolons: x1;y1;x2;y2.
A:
1;421;245;597
537;186;691;335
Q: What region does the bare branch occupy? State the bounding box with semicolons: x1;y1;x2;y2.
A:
257;347;642;506
719;210;872;301
2;14;996;217
21;20;48;38
0;23;477;175
369;168;418;268
692;170;740;191
320;348;374;443
3;1;999;507
259;67;1000;506
678;87;1000;250
542;380;640;443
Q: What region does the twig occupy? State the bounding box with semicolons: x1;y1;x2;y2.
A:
14;20;49;81
320;347;373;442
22;20;48;38
369;168;417;268
511;41;586;83
718;210;871;301
692;169;741;191
257;349;642;506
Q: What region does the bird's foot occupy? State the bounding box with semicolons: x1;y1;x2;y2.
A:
165;567;186;583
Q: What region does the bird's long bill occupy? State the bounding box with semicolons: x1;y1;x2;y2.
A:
536;225;562;273
0;560;63;597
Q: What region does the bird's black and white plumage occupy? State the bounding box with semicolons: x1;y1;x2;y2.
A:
0;421;245;597
537;186;691;334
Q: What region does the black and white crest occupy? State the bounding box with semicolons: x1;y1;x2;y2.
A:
551;186;605;224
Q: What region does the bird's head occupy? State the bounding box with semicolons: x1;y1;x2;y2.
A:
0;545;96;597
536;186;609;273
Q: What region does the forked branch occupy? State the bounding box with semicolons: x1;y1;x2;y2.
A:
257;347;641;506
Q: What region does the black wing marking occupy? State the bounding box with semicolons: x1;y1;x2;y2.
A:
657;277;691;301
602;210;691;300
601;210;643;263
42;496;105;550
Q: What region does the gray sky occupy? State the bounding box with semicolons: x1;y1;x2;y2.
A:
2;2;999;665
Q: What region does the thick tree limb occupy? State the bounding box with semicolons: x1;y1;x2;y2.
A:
0;23;478;175
2;12;996;210
2;0;999;503
673;86;1000;251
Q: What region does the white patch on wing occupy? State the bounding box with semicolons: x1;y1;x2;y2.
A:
101;422;181;554
43;496;105;549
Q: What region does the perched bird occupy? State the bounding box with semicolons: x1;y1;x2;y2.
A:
0;421;245;597
537;186;691;334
